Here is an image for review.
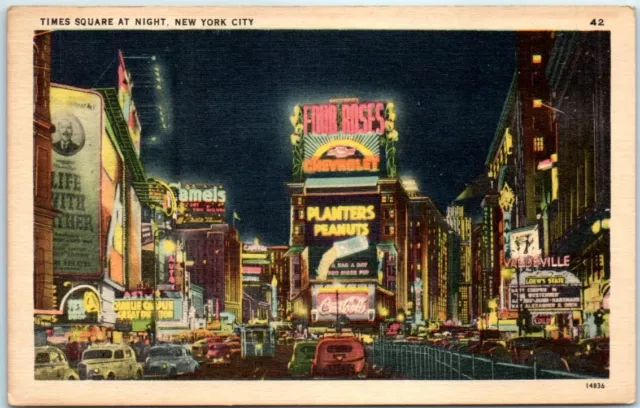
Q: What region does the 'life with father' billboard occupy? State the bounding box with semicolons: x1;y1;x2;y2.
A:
51;85;102;276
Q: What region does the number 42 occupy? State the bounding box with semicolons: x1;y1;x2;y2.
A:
590;19;605;26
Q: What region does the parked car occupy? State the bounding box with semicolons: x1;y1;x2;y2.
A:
77;344;144;380
287;341;317;378
566;338;610;375
34;346;79;380
191;339;209;363
144;345;200;378
507;337;542;364
311;336;366;378
205;341;232;365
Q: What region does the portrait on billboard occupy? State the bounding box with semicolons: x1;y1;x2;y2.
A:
6;5;636;407
52;113;85;156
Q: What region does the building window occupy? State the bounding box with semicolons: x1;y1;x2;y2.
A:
532;54;542;64
534;137;544;152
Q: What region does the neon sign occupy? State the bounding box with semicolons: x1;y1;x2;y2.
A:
307;205;376;237
303;102;385;135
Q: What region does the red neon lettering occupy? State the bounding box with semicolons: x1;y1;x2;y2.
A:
341;104;353;133
358;104;368;132
367;103;375;133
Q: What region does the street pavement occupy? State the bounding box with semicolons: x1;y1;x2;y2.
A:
168;344;389;380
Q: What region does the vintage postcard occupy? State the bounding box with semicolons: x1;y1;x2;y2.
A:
7;6;636;406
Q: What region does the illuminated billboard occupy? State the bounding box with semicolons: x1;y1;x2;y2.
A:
51;85;103;276
171;182;226;225
310;283;375;322
305;195;379;246
304;195;380;280
290;100;398;178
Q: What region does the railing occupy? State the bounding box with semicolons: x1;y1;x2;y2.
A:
366;340;603;380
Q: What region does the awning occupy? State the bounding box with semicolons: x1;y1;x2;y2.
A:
305;176;379;189
284;245;306;257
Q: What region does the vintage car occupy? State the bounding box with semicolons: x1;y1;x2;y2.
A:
287;340;317;378
144;345;200;378
311;336;366;377
205;341;232;365
191;339;210;363
34;346;79;380
77;344;144;380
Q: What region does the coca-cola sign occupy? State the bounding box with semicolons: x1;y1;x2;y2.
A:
314;291;370;321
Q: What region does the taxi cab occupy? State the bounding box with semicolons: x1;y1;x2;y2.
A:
34;346;79;380
311;335;366;378
191;339;209;363
77;344;144;380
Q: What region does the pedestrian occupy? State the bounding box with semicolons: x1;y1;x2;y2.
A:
65;341;80;368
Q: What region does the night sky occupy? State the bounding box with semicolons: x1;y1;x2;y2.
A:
51;30;516;245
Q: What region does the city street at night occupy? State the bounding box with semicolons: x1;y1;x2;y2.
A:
32;27;611;382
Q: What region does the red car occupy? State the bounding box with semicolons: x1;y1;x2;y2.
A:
206;342;232;365
311;336;366;377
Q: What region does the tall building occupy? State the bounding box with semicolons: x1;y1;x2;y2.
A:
407;195;452;324
446;205;472;324
286;98;403;330
268;245;291;320
481;31;611;338
179;224;242;323
241;238;271;323
546;31;611;337
33;31;56;314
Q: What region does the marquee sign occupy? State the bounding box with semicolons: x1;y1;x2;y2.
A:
509;270;582;310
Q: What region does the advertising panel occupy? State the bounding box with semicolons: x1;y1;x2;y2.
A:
311;284;375;322
305;195;379;280
51;85;102;276
114;298;179;320
509;225;541;259
305;195;380;246
298;100;389;177
509;270;582;310
59;286;102;324
171;182;226;225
